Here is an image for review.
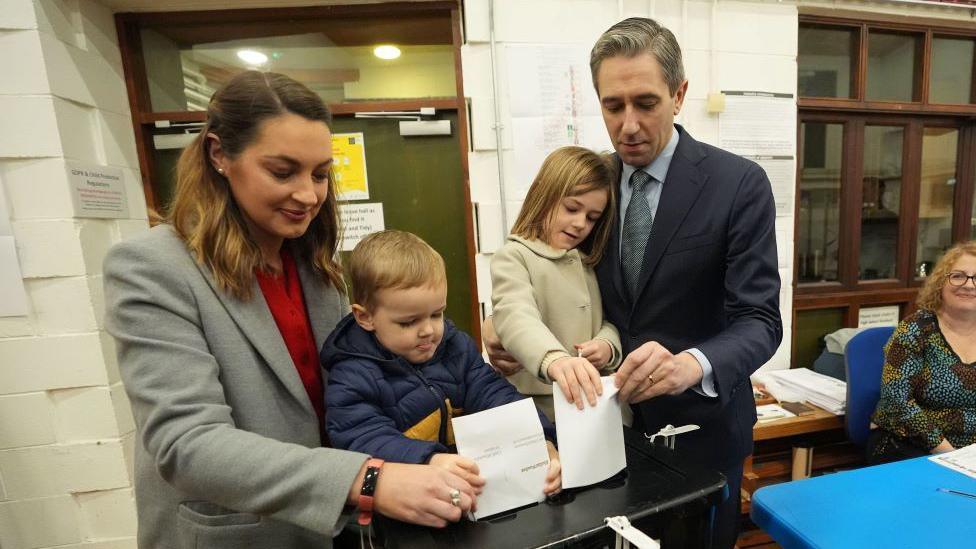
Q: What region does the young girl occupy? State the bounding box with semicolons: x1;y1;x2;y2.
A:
490;146;622;421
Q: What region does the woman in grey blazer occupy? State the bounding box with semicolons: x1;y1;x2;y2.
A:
105;71;476;549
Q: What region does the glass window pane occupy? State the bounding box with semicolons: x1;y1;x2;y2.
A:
930;37;975;104
917;128;958;278
798;122;843;283
794;308;846;370
141;14;457;111
866;31;921;102
860;126;903;280
798;25;857;99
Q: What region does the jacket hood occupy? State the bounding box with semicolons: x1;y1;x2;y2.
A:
507;235;586;262
321;312;460;374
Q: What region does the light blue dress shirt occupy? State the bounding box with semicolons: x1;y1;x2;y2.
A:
617;126;717;398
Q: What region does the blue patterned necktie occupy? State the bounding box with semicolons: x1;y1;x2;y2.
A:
622;170;654;296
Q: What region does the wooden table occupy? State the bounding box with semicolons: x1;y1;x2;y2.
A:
751;404;845;480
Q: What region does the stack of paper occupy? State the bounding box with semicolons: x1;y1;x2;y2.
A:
930;443;976;480
755;403;796;423
760;368;846;414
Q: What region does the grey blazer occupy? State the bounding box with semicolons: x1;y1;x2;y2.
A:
104;225;368;549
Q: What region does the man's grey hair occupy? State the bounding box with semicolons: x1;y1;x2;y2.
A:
590;17;685;96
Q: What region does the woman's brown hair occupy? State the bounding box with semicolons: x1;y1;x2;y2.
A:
915;240;976;311
168;71;343;299
510;146;616;266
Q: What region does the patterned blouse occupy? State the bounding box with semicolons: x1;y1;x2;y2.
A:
872;309;976;451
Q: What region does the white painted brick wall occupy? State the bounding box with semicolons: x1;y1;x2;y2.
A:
0;440;130;500
0;2;141;547
75;488;137;539
0;393;56;449
0;495;83;548
0;333;110;393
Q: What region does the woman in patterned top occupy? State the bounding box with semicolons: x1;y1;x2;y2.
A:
868;240;976;464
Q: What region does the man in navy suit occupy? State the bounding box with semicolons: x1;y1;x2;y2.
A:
487;17;782;549
591;18;782;548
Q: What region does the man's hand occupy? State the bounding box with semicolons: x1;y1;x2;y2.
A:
482;317;523;376
614;341;704;403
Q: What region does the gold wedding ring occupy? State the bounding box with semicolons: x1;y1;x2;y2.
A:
449;488;461;507
647;374;656;385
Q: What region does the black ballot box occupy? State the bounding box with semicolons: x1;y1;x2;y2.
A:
374;428;726;549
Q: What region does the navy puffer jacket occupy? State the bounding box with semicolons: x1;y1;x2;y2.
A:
322;313;554;464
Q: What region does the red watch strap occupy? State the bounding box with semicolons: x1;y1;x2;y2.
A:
357;458;384;526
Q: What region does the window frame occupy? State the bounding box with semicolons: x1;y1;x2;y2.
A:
793;13;976;367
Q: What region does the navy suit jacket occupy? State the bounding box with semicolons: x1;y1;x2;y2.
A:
596;125;783;470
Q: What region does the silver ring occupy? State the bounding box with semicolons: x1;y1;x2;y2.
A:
449;488;461;507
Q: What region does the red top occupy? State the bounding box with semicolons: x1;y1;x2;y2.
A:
255;249;326;435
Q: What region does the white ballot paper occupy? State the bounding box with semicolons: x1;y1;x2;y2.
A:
452;398;550;519
554;377;626;489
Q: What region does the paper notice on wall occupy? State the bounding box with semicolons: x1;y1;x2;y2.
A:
452;399;550;520
506;44;612;199
858;305;900;328
65;162;129;219
718;91;796;157
752;156;795;217
0;179;29;317
332;133;369;201
339;203;384;251
718;92;796;218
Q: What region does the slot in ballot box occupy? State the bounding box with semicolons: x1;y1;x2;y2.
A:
375;428;726;549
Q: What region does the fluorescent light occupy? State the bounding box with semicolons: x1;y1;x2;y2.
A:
237;50;268;66
373;45;401;60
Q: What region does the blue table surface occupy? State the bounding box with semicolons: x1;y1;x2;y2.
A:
751;455;976;549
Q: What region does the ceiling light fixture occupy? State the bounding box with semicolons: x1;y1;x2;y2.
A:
237;49;268;66
373;45;401;60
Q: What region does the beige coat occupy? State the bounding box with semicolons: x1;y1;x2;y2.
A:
490;236;622;402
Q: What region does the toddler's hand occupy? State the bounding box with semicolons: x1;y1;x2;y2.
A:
544;441;562;495
429;453;485;494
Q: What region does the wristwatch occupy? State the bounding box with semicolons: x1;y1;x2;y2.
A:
357;458;385;526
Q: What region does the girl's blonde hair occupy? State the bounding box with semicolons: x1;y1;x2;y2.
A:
510;146;616;266
167;71;343;300
916;240;976;311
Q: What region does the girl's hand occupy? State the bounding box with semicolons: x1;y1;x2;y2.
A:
544;441;562;495
547;356;602;409
429;453;485;494
575;339;613;369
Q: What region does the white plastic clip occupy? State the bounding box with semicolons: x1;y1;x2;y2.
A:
605;516;660;549
645;423;701;449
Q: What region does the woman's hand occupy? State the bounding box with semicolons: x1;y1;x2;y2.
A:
932;439;956;454
547;356;603;409
429;454;485;495
543;441;562;495
575;339;613;370
361;462;478;527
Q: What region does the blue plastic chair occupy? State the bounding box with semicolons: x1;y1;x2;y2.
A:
843;326;896;446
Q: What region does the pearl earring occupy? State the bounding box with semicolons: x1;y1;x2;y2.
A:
217;168;225;175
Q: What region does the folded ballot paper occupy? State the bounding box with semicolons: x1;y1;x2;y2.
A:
554;377;627;489
452;398;550;519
